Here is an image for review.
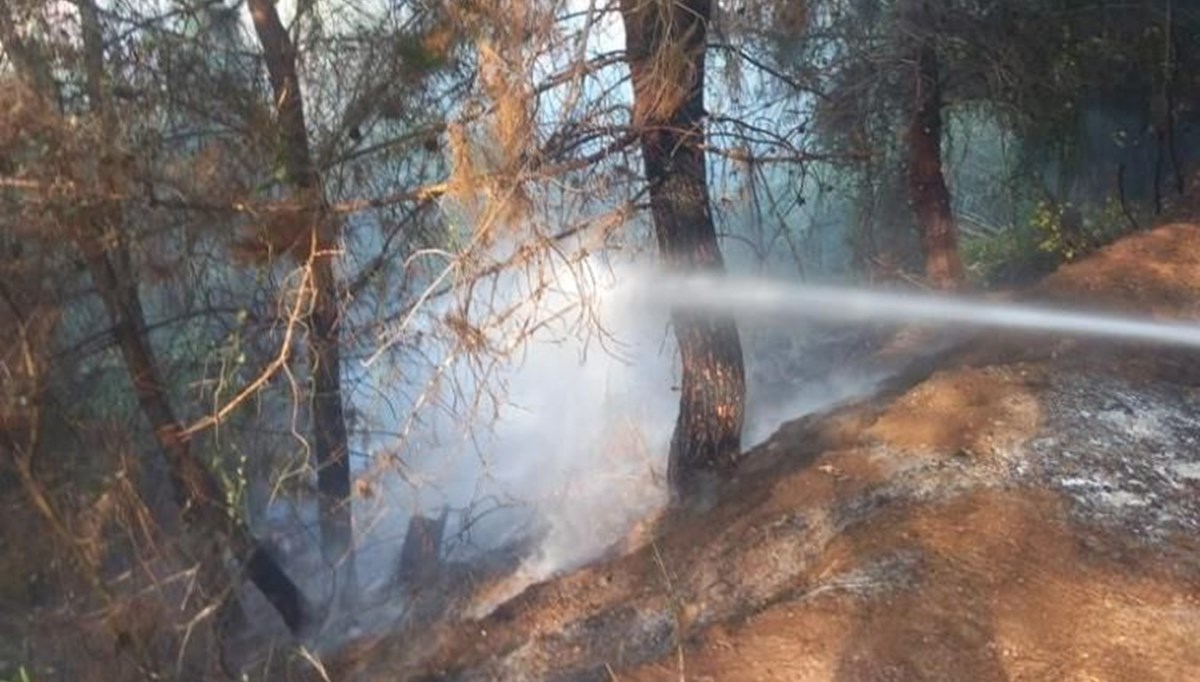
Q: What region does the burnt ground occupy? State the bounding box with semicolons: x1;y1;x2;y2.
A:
18;220;1190;677
319;222;1200;681
11;224;1196;681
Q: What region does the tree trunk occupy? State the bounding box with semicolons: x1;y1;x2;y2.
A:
907;42;965;290
84;243;313;633
396;509;449;586
620;0;746;504
247;0;354;573
72;0;313;634
0;0;313;634
311;257;354;564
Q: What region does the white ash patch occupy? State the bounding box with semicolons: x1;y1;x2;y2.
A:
1026;374;1200;540
800;552;923;603
1168;461;1200;481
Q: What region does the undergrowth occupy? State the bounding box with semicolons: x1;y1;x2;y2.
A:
964;197;1143;287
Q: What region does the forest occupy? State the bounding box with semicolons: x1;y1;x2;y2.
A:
1;0;1199;680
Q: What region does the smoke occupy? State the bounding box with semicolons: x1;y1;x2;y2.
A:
257;253;913;642
308;250;682;631
349;260;904;590
430;252;678;578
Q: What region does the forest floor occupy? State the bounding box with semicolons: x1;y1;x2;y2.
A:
328;222;1200;681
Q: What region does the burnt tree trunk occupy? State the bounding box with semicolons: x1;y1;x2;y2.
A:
248;0;354;571
907;42;964;290
396;509;448;587
620;0;746;503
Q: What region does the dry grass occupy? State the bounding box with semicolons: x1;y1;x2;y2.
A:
626;0;699;127
631;40;694;126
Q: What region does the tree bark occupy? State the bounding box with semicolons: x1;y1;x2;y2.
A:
620;0;746;504
247;0;354;570
907;42;965;290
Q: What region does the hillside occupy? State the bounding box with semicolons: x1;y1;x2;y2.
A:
325;222;1200;681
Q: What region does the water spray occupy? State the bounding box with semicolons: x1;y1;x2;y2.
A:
633;273;1200;349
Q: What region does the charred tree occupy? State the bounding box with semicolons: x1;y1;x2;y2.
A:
906;41;965;290
247;0;354;572
620;0;746;503
0;0;314;634
396;509;449;587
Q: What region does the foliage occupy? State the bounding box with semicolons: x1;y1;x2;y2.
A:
961;221;1059;287
964;196;1142;286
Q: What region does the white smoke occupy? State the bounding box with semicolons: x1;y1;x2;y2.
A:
258;247;905;641
341;251;677;608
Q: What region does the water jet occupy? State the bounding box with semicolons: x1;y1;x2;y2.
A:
635;273;1200;349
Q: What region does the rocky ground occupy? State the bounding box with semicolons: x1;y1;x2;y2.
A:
323;223;1200;681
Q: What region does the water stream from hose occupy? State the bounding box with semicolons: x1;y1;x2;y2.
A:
633;273;1200;349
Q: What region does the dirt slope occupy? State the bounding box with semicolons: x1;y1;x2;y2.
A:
329;223;1200;681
